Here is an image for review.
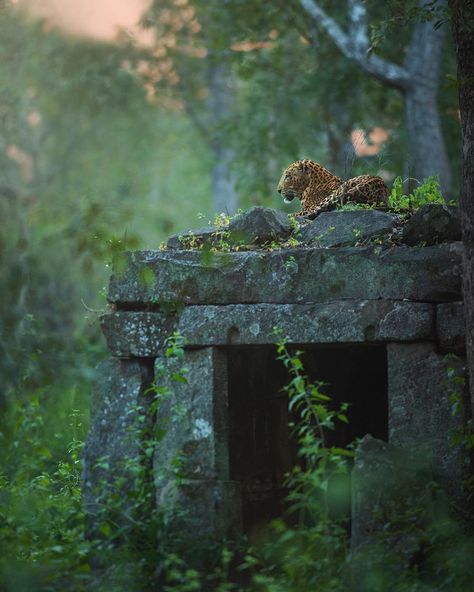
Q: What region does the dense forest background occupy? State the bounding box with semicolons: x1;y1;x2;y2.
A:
0;0;469;590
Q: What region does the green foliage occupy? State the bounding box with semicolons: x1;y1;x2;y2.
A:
0;2;470;589
0;333;193;591
388;175;445;210
0;391;91;591
0;5;214;414
1;331;474;590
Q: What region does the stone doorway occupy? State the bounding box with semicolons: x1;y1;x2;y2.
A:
227;344;388;534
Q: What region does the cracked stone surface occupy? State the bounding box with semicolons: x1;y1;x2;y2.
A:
82;358;153;516
108;243;462;306
153;347;229;483
227;206;293;245
101;301;435;356
298;210;400;247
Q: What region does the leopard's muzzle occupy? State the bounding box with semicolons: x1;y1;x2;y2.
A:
280;190;296;204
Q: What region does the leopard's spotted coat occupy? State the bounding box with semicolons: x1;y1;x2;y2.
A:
277;159;389;217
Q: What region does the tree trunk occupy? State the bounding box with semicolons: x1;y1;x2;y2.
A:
404;85;452;194
208;62;238;215
211;145;238;214
403;13;452;195
448;0;474;416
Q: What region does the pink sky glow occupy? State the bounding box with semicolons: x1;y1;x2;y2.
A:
18;0;150;41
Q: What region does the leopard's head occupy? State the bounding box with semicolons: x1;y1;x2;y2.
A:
277;160;312;204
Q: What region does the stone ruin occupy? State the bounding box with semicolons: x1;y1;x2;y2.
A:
83;204;469;547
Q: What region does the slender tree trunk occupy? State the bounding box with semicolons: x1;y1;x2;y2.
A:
403;14;452;194
449;0;474;416
211;145;238;214
208;61;238;215
404;85;452;193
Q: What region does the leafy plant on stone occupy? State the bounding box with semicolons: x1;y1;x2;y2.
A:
389;175;445;210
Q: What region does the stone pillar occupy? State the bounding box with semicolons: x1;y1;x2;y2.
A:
82;358;154;520
387;343;468;499
153;347;241;540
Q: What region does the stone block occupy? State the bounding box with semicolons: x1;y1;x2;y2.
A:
437;301;465;354
108;243;462;306
227;206;293;245
153;348;229;483
100;301;435;356
82;358;153;515
401;204;461;246
100;310;177;357
298;210;400;247
387;343;468;499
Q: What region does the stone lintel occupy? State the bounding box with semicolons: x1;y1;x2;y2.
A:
437;301;465;354
108;243;462;306
153;348;229;483
101;301;435;357
387;343;468;499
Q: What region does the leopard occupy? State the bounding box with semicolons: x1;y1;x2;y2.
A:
277;159;389;218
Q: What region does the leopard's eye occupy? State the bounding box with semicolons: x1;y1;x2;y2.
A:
284;173;291;180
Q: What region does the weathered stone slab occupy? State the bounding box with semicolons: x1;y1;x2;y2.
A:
82;358;153;516
387;343;468;499
153;348;229;482
100;310;177;357
228;206;293;245
108;243;462;306
298;210;400;247
437;301;465;354
101;301;435;356
401;204;461;246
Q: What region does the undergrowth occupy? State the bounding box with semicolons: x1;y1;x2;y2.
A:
0;334;473;591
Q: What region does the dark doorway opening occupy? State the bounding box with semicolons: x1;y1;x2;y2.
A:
227;344;388;534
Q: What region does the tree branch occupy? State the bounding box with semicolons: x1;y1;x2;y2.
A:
298;0;411;90
347;0;369;54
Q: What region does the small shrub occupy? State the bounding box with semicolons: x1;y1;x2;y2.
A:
389;175;445;210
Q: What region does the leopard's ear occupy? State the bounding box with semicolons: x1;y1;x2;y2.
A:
302;162;309;172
